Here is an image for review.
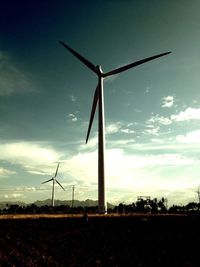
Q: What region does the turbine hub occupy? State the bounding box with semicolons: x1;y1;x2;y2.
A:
95;65;103;75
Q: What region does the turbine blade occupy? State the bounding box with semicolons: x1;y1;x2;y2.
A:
55;179;65;191
86;84;99;144
42;178;53;184
59;41;97;74
55;162;60;178
103;51;171;77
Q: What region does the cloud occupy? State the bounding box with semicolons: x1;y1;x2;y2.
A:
106;122;121;134
147;107;200;131
0;141;60;174
171;107;200;122
5;193;25;199
67;113;78;122
151;138;163;144
69;95;76;102
27;170;48;176
63;147;198;194
162;96;174;108
148;115;172;125
107;139;136;149
145;86;150;94
80;135;98;150
120;128;135;134
0;167;16;177
106;122;136;135
2;192;25;199
64;151;97;183
144;126;160;136
12;193;24;198
0;51;32;96
1;137;199;205
176;129;200;144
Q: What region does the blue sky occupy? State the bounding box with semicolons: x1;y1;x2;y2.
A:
0;0;200;206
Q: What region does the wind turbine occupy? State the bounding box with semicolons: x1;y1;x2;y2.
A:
59;40;171;213
195;186;200;203
41;162;65;207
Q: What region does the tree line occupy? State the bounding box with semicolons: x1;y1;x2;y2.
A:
1;197;200;214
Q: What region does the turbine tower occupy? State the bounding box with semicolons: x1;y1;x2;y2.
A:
60;41;171;213
196;187;200;203
42;162;65;207
71;185;75;209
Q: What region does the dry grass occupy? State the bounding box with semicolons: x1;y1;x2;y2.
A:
0;212;187;220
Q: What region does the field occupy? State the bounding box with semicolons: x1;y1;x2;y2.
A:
0;214;199;266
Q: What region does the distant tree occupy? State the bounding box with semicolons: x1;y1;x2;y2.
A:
150;198;158;213
26;204;38;214
107;207;113;214
54;205;70;213
158;197;167;212
136;198;151;212
8;204;20;214
73;206;85;214
168;205;185;213
84;206;98;213
118;203;125;214
185;202;199;211
39;205;50;213
126;203;136;213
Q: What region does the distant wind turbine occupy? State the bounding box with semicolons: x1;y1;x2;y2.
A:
60;40;171;213
196;187;200;203
41;163;65;207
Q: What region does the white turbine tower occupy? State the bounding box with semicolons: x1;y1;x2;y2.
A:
42;162;65;207
60;41;171;214
196;186;200;203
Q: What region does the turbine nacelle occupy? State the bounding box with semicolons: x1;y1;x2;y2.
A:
95;65;103;76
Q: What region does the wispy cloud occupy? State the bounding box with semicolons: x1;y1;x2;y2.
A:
4;193;24;199
162;96;174;108
106;122;122;134
0;51;32;96
106;122;136;135
27;170;49;176
144;125;160;136
79;135;98;150
120;128;135;134
67;113;78;122
147;115;172;125
69;95;76;102
145;86;150;94
0;167;16;178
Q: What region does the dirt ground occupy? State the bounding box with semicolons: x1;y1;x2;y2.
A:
0;214;199;266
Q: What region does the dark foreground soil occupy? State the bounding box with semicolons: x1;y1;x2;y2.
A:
0;214;199;267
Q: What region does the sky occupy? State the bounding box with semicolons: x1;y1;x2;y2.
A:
0;0;200;206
